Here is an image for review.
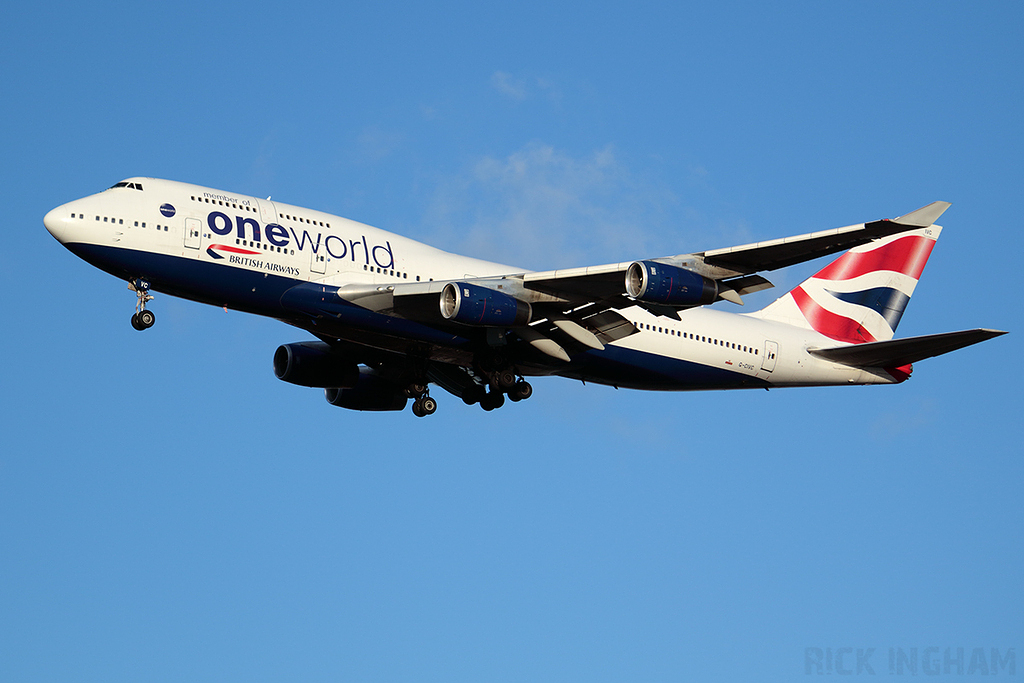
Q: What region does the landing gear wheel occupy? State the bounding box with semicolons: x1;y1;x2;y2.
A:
412;395;438;417
495;369;517;391
137;309;156;329
480;389;505;411
130;313;143;331
420;396;437;415
509;381;533;402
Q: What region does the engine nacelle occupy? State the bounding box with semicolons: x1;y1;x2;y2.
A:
273;343;359;388
324;369;408;411
625;261;719;306
439;282;532;326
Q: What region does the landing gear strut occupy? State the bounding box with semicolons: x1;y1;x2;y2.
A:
129;279;155;331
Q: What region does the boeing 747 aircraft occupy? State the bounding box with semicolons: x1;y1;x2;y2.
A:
44;178;1005;416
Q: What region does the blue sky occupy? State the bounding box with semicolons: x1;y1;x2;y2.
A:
2;2;1021;681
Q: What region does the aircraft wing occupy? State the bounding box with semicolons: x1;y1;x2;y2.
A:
699;201;950;274
520;202;952;304
323;201;950;319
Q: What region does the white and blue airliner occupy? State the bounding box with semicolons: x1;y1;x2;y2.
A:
44;178;1005;416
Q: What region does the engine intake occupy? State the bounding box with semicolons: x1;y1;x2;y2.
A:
273;343;359;388
625;261;719;307
440;282;531;326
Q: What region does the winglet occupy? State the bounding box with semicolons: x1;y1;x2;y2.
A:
895;201;951;227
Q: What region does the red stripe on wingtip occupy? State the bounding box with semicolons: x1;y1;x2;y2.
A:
791;287;877;344
813;235;936;282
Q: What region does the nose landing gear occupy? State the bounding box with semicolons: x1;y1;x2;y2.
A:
129;279;155;331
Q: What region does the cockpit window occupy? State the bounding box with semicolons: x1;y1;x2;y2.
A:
108;181;143;190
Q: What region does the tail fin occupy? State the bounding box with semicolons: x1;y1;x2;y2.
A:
757;225;942;343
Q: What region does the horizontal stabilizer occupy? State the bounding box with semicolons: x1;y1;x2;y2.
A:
809;329;1007;368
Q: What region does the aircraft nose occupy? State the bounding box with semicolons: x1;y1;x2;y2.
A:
44;205;69;243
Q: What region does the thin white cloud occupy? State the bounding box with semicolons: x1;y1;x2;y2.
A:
491;71;528;101
423;142;686;270
355;125;403;162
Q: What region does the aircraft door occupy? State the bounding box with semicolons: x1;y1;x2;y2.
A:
255;197;277;225
311;248;328;274
761;340;779;372
184;217;202;249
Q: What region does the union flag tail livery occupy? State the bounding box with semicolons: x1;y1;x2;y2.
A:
757;226;940;344
43;179;1006;416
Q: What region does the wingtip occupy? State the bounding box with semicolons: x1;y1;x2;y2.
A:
978;328;1009;338
895;201;952;227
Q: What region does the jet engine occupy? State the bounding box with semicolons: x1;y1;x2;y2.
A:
273;342;359;388
625;261;719;307
324;368;408;411
440;282;532;326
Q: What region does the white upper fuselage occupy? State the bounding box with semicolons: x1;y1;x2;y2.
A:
44;178;898;390
43;177;516;285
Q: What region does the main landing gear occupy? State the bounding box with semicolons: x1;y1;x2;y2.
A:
411;394;437;418
470;354;533;412
129;278;155;331
474;379;532;411
462;374;533;412
404;380;438;418
403;363;533;417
